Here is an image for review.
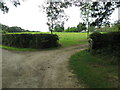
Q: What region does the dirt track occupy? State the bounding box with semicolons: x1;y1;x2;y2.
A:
2;44;88;88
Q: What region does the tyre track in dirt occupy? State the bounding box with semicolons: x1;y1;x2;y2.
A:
2;44;88;88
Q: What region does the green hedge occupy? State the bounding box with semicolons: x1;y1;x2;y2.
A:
90;32;120;58
2;34;60;49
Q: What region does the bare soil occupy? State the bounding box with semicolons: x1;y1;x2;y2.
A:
2;44;88;88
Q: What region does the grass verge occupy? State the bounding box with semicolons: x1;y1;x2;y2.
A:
0;45;36;51
69;50;118;88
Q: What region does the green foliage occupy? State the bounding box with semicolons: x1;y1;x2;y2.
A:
0;24;9;33
0;0;20;13
54;24;64;32
89;25;95;32
77;22;87;32
90;31;120;64
64;27;78;32
7;26;24;32
2;34;59;49
90;31;120;51
90;32;102;49
69;50;118;88
0;23;30;33
112;20;120;31
96;21;120;32
64;23;87;32
91;2;116;27
43;2;69;33
0;29;7;34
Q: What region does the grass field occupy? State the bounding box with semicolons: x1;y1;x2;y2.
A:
54;32;87;47
69;50;118;88
1;32;87;50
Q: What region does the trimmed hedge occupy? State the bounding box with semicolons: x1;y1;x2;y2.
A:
90;32;120;50
2;34;60;49
90;32;120;58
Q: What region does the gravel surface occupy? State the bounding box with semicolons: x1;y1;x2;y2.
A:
2;44;88;88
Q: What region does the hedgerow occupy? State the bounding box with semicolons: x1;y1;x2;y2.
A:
90;32;120;51
2;34;60;49
89;31;120;64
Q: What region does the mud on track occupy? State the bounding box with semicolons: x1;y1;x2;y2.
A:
2;44;88;88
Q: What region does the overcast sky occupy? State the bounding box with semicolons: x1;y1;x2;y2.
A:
0;0;119;32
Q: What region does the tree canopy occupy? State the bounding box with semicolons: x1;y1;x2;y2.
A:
0;23;29;33
0;0;20;13
41;1;70;33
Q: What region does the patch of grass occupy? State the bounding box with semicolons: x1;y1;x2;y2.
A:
0;45;36;51
55;32;87;47
69;50;118;88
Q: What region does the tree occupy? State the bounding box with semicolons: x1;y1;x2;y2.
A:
0;23;9;33
110;20;120;31
41;1;69;34
90;2;115;27
80;2;92;38
0;0;20;13
8;26;24;32
89;24;95;32
0;23;27;32
115;20;120;31
79;1;120;38
64;27;77;32
54;22;64;32
77;22;86;32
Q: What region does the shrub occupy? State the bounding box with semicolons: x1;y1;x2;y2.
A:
90;32;120;51
89;32;103;49
2;34;60;49
89;31;120;64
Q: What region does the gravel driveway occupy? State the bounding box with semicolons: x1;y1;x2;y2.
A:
2;44;88;88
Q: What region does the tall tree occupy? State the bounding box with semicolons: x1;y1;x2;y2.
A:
0;0;20;13
77;22;86;32
80;2;92;38
54;22;64;32
90;2;116;27
79;1;120;38
41;1;69;34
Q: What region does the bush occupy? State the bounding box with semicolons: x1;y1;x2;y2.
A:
90;32;120;51
89;32;103;49
2;34;60;49
89;31;120;64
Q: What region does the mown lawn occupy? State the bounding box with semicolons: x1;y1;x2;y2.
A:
69;50;118;88
54;32;87;47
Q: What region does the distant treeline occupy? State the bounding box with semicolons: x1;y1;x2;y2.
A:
0;23;40;33
54;22;87;32
1;20;120;33
54;20;120;32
